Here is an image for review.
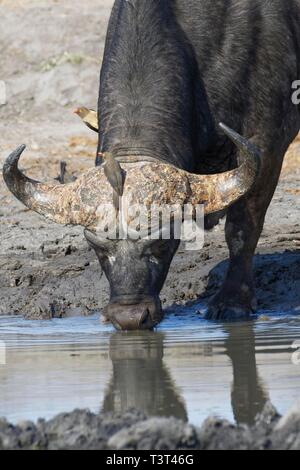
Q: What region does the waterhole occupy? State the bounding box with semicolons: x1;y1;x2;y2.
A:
0;308;300;426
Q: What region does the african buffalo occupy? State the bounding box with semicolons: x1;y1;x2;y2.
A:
3;0;300;330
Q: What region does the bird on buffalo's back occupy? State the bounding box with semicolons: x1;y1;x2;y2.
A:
73;107;98;133
74;108;123;206
102;152;125;210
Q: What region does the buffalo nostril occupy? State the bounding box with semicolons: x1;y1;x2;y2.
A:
112;319;123;331
139;308;151;328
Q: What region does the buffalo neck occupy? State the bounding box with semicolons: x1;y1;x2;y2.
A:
98;0;212;171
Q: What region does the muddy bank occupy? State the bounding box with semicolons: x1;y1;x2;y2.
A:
1;402;300;450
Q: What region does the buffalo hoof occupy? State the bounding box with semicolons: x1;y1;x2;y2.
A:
206;282;257;321
102;297;163;331
205;294;256;321
205;303;254;321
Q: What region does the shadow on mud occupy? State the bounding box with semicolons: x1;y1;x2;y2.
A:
202;249;300;314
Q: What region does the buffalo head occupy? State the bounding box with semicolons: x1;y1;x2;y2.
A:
3;123;260;330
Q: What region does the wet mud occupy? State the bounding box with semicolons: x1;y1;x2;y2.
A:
1;402;300;450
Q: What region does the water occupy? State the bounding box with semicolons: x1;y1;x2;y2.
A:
0;309;300;426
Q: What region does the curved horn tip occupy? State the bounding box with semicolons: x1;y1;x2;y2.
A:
4;144;27;169
218;122;261;161
218;122;240;140
218;122;228;132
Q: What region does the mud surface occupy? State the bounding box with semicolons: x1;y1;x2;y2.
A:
0;0;299;320
1;402;300;450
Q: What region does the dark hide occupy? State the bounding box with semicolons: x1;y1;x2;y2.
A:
90;0;300;327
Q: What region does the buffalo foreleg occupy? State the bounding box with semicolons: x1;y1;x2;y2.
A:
206;150;284;320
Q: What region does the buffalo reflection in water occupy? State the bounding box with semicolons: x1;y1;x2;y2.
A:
102;323;268;425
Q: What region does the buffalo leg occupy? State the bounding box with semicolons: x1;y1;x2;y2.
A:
206;151;284;320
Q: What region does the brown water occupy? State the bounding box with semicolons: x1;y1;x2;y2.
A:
0;309;300;426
